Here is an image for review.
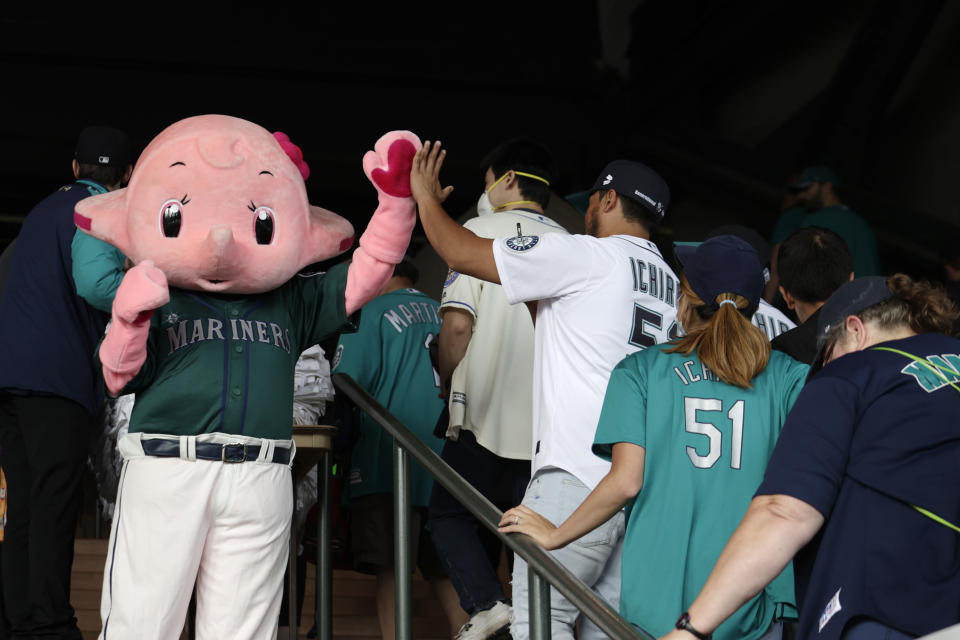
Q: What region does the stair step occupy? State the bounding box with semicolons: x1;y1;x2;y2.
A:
70;539;460;639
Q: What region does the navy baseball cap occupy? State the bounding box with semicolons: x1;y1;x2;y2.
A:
674;235;764;312
790;165;839;191
591;160;669;219
809;276;893;377
706;224;772;283
75;125;132;167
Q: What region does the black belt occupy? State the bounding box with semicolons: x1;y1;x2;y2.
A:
141;438;291;464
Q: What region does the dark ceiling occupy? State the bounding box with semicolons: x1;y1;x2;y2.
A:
2;1;958;280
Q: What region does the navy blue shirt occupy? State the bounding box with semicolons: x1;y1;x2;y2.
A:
758;333;960;639
0;181;111;416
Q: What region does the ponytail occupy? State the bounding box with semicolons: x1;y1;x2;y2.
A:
666;276;770;388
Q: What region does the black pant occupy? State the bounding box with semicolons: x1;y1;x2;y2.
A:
0;393;94;640
427;430;530;615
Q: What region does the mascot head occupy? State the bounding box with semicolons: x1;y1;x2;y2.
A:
75;114;355;294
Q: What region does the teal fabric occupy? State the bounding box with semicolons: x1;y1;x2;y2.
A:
771;205;881;277
333;288;445;507
592;347;808;639
72;230;126;312
112;262;351;440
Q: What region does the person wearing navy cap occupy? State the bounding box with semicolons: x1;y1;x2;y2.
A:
659;274;960;640
412;142;680;639
0;125;132;639
499;235;809;639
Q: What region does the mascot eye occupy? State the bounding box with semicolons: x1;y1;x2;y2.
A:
253;206;275;245
159;199;184;238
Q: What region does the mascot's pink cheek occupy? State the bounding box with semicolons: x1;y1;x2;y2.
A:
340;236;355;252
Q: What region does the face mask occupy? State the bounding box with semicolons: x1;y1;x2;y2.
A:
477;192;496;217
483;170;551;212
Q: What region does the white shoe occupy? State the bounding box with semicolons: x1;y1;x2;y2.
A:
454;601;512;640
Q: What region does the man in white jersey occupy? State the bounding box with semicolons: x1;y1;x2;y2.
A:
411;141;679;640
706;225;797;340
429;139;569;640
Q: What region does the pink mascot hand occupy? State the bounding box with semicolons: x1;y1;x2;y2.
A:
99;260;170;395
346;131;421;315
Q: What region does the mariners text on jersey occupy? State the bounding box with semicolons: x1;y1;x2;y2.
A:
629;257;677;307
166;316;292;355
383;296;441;334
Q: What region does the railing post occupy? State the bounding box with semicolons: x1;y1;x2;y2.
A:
333;374;654;640
318;450;333;640
393;439;412;640
529;566;552;640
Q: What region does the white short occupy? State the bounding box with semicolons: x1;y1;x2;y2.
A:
99;432;295;640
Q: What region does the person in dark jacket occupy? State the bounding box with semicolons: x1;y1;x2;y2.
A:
0;126;131;639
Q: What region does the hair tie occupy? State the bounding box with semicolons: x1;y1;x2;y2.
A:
718;299;738;309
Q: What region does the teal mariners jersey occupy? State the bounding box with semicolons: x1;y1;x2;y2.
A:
113;262;352;440
332;288;445;507
592;346;808;640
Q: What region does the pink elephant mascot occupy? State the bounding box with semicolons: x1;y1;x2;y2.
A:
74;114;420;639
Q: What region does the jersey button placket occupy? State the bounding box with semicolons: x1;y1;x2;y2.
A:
224;304;245;431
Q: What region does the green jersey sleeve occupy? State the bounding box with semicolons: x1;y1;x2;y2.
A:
592;352;649;460
72;229;126;313
284;261;353;350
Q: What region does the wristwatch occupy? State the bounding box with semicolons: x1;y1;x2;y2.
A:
675;612;712;640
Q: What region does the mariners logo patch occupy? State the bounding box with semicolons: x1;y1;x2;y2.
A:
504;235;540;252
444;269;459;287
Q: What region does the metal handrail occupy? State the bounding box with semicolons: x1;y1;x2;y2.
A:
332;373;654;640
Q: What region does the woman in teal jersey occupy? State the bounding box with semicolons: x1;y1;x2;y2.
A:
499;235;808;640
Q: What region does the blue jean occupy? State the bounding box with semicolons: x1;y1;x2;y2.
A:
428;430;530;615
510;469;625;640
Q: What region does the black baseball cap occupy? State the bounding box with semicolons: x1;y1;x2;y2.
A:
75;125;133;167
674;235;764;312
591;160;669;219
809;276;892;377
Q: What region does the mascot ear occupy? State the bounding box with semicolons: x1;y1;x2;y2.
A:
300;205;356;265
74;189;133;255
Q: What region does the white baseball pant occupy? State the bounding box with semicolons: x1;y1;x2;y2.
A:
99;433;295;640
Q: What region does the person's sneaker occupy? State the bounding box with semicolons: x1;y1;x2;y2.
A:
454;601;513;640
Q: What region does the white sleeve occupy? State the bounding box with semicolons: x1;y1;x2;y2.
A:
440;268;481;319
492;233;596;303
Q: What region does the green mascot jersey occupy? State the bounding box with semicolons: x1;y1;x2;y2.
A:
592;346;808;639
113;262;352;441
332;287;446;507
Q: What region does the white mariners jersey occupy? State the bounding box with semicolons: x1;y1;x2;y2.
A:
441;209;567;460
753;299;796;340
493;233;679;488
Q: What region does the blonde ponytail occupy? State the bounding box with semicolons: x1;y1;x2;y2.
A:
666;276;770;388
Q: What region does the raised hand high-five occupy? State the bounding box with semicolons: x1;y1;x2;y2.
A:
410;140;501;284
410;140;455;206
